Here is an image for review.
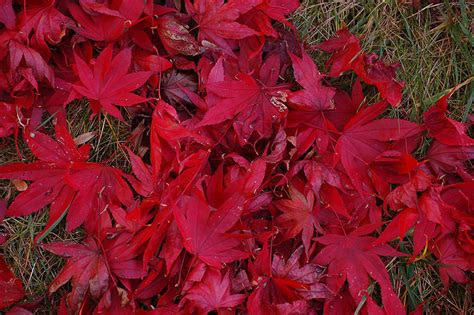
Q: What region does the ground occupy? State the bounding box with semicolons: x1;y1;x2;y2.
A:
0;0;472;313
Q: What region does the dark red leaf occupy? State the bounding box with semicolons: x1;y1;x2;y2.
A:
0;256;25;309
0;0;15;29
157;15;201;56
174;193;249;268
314;227;406;314
72;45;151;120
183;269;246;313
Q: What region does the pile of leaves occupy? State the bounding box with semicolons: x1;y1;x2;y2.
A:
0;0;472;314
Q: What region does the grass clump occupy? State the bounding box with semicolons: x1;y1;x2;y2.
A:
292;0;473;121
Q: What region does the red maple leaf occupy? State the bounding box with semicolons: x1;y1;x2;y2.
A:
318;28;404;106
0;0;15;29
1;0;472;312
316;28;362;77
427;141;474;176
441;182;474;255
431;236;470;287
157;15;201;56
0;123;133;237
248;244;329;315
8;39;55;83
314;225;406;314
288;50;335;111
182;268;246;314
185;0;259;53
66;2;127;42
354;53;405;107
18;0;74;56
336;101;421;193
424;90;474;146
325;79;364;131
0;256;25;309
242;0;299;37
42;234;145;312
199;54;289;141
173;192;249;268
71;45;151;120
285;49;338;156
373;207;419;246
275;185;320;257
0;102;17;138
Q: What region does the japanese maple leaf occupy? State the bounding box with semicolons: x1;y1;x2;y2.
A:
157;15;201;56
173;193;249;268
42;239;109;312
0;124;133;236
376;189;441;262
0;256;25;309
369;151;420;198
18;0;74;56
270;247;328;301
183;269;246;314
318;28;404;106
124;147;154;198
0;124;89;219
160;70;198;105
42;235;145;312
354;53;405;107
185;0;259;52
199;54;289;140
325;79;364;131
79;0;145;22
316;28;362;77
295;158;344;196
335;101;421;194
427;141;474;175
431;236;469;287
441;182;474;220
0;102;17;138
314;225;405;315
0;0;15;29
67;2;126;42
285;50;337;155
64;160;135;232
125;100;210;199
133;50;173;74
242;0;299;37
125;105;206;197
275;186;319;257
373;208;419;246
424;91;474;146
248;245;328;315
288;50;335;111
8;40;54;83
256;0;300;27
441;182;474;254
72;45;151;120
